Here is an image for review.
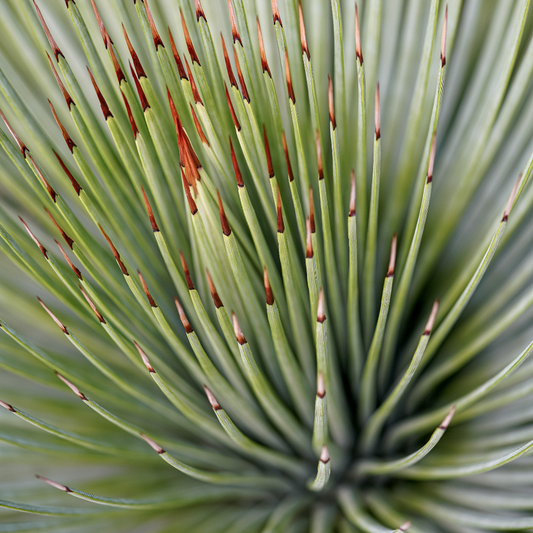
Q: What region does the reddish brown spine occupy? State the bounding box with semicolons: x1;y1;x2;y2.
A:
206;270;223;308
33;0;64;60
168;29;188;80
256;18;272;77
46;53;75;109
144;0;165;49
53;151;82;195
99;225;129;275
218;191;231;236
87;68;113;120
48;100;76;153
45;207;74;249
123;25;147;78
298;1;310;60
180;9;201;65
180;251;195;290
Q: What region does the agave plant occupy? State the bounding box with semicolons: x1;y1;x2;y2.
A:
2;0;533;530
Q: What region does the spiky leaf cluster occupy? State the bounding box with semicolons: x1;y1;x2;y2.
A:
1;0;533;531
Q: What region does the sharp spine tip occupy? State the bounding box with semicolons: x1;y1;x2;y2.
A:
99;225;129;275
141;186;160;232
281;131;294;182
221;34;238;88
427;133;437;183
123;25;147;78
169;28;188;80
45;207;74;249
298;1;310;59
79;286;106;323
276;187;284;233
317;289;326;323
217;191;232;236
309;188;316;233
204;385;221;410
87;67;113;120
225;84;241;131
180;251;195;290
263;126;275;178
54;151;82;195
264;267;274;305
328;76;336;129
424;300;439;336
184;57;203;105
503;172;522;222
138;271;157;307
228;0;242;45
375;83;381;139
175;297;194;334
441;6;448;67
190;104;209;146
320;445;330;463
180;9;201;65
140;433;165;454
55;372;87;400
0;400;15;412
232;312;246;344
195;0;207;21
355;3;363;64
271;0;282;26
46;53;74;109
0;108;29;157
233;48;250;102
230;138;244;186
206;270;223;308
20;217;48;258
284;50;295;103
144;0;165;49
387;234;397;277
56;240;82;279
316;131;324;180
33;0;65;61
256;18;272;77
349;171;356;217
36;475;71;493
317;372;325;398
440;404;456;430
134;341;155;373
306;217;313;258
48;101;76;152
129;62;150;111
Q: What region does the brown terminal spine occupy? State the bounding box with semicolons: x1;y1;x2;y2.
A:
316;131;324;180
0;109;29;157
121;89;139;138
355;3;363;64
228;0;242;45
306;217;313;258
108;38;126;84
256;18;272;77
138;271;157;307
123;25;147;78
99;225;129;275
276;187;284;233
185;58;203;105
206;270;223;308
218;191;232;236
263;126;275;178
233;48;250;102
317;372;325;398
33;0;64;60
46;53;74;109
180;251;195;290
169;29;188;80
53;151;81;195
225;85;241;131
230;138;244;186
129;63;150;112
426;133;437;184
28;155;57;202
221;34;238;89
48;101;76;152
38;298;69;335
264;267;274;305
375;83;380;140
190;104;209;146
204;386;221;410
424;300;440;336
175;297;194;334
180;9;201;65
56;372;87;400
285;50;295;103
387;234;397;277
181;169;198;214
87;68;113;120
349;170;356;217
45;207;74;249
328;76;336;129
309;188;316;233
298;1;310;59
80;286;106;323
144;0;165;49
90;0;113;48
232;312;246;344
281;132;294;182
317;289;326;323
271;0;282;26
441;5;448;67
56;240;82;280
195;0;207;22
141;186;159;232
134;341;155;373
20;217;47;258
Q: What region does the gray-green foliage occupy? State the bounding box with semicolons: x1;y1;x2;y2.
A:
1;0;533;531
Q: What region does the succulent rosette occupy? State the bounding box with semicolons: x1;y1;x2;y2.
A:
1;0;533;531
